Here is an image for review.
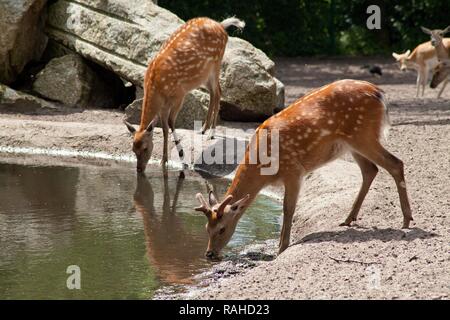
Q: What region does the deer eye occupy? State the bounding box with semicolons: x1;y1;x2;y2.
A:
219;227;226;235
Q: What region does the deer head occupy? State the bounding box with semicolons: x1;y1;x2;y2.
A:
421;26;450;47
430;60;450;88
195;191;250;260
125;116;159;173
392;50;411;71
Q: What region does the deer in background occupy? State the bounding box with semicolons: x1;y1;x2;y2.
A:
195;79;413;259
392;37;450;97
125;17;245;173
421;26;450;97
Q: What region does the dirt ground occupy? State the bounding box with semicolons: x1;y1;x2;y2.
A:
0;57;449;299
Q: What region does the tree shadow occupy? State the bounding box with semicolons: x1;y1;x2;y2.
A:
294;227;439;245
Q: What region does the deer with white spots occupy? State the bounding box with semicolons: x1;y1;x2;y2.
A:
124;17;245;173
195;79;413;260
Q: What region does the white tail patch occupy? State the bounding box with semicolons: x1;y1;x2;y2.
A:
220;17;246;31
379;93;391;141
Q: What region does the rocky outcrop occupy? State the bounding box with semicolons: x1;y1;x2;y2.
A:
125;91;209;129
0;83;56;111
0;0;48;84
45;0;285;122
33;54;94;107
33;54;134;108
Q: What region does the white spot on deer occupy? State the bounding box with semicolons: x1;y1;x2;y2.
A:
345;114;349;119
400;181;406;188
328;120;334;125
356;120;362;124
358;114;364;119
320;129;331;136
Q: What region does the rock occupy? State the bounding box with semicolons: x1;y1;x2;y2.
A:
32;54;94;107
0;0;48;84
46;0;284;121
125;90;209;129
0;83;56;112
33;54;133;108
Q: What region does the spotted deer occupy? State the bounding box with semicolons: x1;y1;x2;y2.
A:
195;79;413;259
125;17;245;173
392;38;450;97
421;26;450;97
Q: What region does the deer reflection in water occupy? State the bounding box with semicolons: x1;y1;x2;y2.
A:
134;173;210;285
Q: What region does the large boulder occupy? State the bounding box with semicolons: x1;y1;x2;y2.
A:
46;0;285;122
0;83;56;112
0;0;48;84
33;54;133;108
125;91;209;130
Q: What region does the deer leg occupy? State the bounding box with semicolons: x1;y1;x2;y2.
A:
201;70;218;135
437;77;449;98
203;66;221;140
160;111;170;172
340;152;378;226
416;70;422;98
168;101;186;169
279;177;301;254
422;67;428;97
353;142;413;228
208;81;222;140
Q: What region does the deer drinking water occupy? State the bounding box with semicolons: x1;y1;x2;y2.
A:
124;17;245;173
195;79;414;259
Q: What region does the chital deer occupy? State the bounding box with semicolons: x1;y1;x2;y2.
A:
195;79;413;259
421;26;450;97
392;38;450;97
125;17;245;173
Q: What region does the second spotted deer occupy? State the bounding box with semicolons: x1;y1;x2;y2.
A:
125;17;245;173
195;80;414;259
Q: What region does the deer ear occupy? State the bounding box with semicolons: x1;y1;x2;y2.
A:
230;194;251;211
146;116;159;133
392;52;399;59
124;121;136;134
443;25;450;34
216;195;234;219
421;26;431;35
405;50;411;56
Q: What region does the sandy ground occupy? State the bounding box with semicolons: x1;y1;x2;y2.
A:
0;57;449;299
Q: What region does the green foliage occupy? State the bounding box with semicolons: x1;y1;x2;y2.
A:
159;0;450;56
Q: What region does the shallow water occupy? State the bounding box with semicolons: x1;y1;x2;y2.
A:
0;159;281;299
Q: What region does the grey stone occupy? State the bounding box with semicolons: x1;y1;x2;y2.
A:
46;0;284;121
0;0;48;84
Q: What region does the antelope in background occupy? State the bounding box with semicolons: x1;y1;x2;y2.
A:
195;79;413;259
392;36;450;97
125;17;245;173
134;173;209;284
421;26;450;97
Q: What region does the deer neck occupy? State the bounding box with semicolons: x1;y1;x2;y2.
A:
435;40;449;60
225;163;269;212
139;70;161;131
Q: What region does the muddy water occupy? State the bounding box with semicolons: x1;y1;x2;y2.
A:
0;159;281;299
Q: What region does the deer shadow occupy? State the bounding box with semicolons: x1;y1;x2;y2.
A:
294;227;439;246
133;172;210;285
